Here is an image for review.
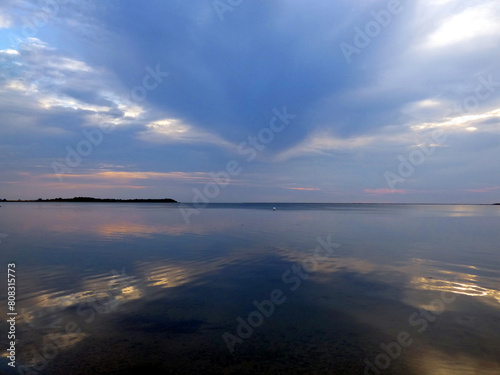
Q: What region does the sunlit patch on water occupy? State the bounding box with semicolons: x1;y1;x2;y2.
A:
410;275;500;307
416;348;500;375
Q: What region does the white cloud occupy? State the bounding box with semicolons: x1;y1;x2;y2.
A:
0;38;152;136
425;2;500;48
3;80;36;92
0;13;13;28
274;131;378;161
147;119;190;136
401;99;449;123
0;49;19;55
138;118;234;148
38;94;110;112
46;57;93;73
417;107;500;133
275;103;500;161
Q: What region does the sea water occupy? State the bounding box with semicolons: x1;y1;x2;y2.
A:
1;203;499;374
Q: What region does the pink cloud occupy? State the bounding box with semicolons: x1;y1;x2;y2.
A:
465;186;500;193
285;187;321;191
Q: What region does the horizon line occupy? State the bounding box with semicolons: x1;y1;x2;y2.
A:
2;200;499;205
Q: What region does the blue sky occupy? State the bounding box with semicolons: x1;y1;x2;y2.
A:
1;0;500;203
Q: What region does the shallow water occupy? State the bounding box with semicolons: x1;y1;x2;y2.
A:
1;203;499;374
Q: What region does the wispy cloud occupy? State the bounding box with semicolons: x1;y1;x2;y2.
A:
0;13;13;28
43;170;221;183
365;188;406;195
424;2;500;49
138;118;234;148
284;187;321;191
0;39;145;137
465;186;500;193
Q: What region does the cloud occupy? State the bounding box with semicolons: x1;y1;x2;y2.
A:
425;2;500;49
138;118;234;149
43;170;222;183
364;188;406;195
0;49;18;55
275;132;377;161
37;170;246;192
0;13;13;28
284;187;321;191
0;39;146;137
465;186;500;193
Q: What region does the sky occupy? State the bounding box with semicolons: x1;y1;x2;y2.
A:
0;0;500;203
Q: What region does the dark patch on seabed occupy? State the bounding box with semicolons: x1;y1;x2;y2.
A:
33;331;416;375
29;272;418;375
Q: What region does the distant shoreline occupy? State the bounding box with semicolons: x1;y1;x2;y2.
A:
1;197;178;203
1;200;498;205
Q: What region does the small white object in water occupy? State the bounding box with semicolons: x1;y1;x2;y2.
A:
273;207;276;211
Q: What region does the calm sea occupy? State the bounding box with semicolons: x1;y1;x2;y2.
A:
1;203;499;374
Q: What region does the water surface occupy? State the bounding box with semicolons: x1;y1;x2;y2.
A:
1;203;499;374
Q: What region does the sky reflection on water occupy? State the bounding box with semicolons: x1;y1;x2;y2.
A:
0;203;499;374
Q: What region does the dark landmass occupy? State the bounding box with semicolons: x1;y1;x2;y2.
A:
494;203;500;205
3;197;177;203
